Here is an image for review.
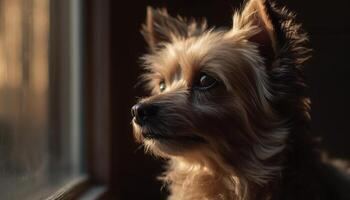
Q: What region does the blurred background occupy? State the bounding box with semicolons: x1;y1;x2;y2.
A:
0;0;349;199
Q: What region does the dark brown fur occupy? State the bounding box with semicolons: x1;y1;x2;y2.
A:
132;0;350;199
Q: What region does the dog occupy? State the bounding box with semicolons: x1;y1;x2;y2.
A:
131;0;350;199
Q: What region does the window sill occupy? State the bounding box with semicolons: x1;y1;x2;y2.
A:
45;176;108;200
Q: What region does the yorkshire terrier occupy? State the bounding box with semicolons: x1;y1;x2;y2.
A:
131;0;350;199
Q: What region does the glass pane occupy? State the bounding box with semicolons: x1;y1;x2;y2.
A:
0;0;83;199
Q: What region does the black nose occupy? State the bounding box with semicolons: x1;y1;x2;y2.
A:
131;103;158;125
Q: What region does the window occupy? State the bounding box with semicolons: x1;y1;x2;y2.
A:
0;0;87;199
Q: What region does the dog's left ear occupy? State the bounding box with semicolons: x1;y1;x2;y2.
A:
232;0;278;68
141;7;207;51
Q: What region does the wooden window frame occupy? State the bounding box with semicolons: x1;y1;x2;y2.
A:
47;0;111;199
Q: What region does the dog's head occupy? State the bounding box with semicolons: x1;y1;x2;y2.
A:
132;0;310;183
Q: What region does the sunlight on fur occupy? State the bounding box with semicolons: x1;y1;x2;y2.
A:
131;0;350;199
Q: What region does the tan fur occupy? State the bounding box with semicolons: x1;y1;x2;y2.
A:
135;2;285;198
132;0;350;200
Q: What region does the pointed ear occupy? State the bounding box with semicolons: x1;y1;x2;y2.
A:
141;7;207;51
236;0;277;67
141;7;188;50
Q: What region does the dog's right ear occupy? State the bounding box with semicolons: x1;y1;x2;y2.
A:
141;7;187;50
141;7;207;51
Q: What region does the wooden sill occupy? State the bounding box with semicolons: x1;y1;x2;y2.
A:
46;176;107;200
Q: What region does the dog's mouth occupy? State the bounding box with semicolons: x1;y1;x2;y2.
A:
132;118;206;144
143;131;206;143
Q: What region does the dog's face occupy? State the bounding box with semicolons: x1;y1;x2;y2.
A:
131;0;307;182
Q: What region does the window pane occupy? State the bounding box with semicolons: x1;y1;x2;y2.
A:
0;0;83;199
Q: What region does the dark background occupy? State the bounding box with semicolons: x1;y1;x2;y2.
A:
108;0;350;199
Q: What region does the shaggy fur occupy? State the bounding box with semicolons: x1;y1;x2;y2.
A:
132;0;350;199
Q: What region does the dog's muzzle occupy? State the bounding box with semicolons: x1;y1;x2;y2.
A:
131;103;158;126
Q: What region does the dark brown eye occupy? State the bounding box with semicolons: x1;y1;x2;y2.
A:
194;73;217;90
159;81;166;92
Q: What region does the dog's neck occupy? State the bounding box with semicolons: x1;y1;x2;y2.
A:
162;159;243;200
162;125;319;200
162;157;274;200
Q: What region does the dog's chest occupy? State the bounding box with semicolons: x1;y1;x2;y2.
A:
165;170;239;200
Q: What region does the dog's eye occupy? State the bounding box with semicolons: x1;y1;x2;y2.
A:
194;73;217;90
159;81;166;92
